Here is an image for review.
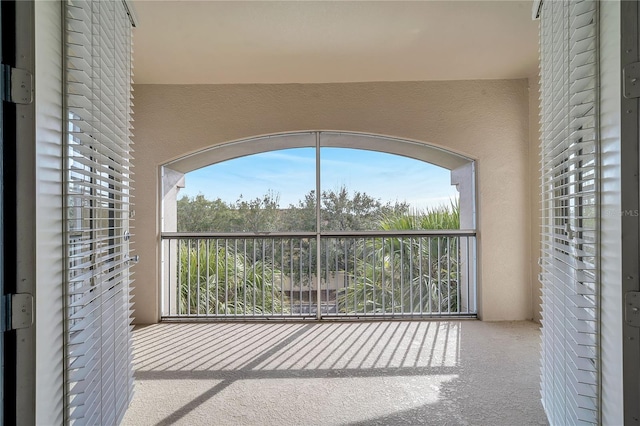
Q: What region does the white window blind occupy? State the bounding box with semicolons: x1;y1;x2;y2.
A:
64;0;135;424
539;0;599;424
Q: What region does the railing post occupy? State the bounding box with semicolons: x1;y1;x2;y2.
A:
459;237;470;314
316;235;322;319
315;131;322;320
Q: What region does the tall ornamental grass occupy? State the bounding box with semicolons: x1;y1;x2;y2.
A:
178;240;289;315
338;201;461;314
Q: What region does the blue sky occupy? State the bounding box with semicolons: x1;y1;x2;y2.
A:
181;148;458;210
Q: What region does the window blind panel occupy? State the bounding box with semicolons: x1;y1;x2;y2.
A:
67;157;132;183
539;0;599;424
540;0;560;421
64;0;135;424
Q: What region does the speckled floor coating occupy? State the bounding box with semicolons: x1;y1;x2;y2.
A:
122;320;548;426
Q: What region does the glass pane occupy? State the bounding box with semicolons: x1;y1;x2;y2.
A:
319;148;459;231
178;148;317;232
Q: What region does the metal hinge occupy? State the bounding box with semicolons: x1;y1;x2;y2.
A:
1;293;34;332
624;62;640;99
625;292;640;328
1;64;33;105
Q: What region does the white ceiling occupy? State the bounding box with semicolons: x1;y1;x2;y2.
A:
132;1;539;84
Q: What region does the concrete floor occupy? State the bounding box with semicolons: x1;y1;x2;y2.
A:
122;320;547;426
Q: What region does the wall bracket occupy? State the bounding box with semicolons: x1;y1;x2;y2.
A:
625;292;640;328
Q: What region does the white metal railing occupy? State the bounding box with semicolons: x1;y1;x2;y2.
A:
161;231;477;319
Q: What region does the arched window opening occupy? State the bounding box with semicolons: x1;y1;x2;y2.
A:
172;147;462;233
160;132;476;320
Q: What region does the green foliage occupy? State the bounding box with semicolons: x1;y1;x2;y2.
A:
176;192;282;233
338;201;461;314
177;185;410;233
176;188;463;316
319;185;409;231
379;199;460;231
234;190;281;232
282;191;317;232
177;195;237;233
178;241;289;315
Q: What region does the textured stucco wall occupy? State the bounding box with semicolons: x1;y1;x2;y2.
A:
131;80;531;323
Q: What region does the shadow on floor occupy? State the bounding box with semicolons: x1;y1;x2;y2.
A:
122;321;547;426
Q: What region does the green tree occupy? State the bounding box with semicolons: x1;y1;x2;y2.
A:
321;185;409;231
280;191;317;232
279;185;409;232
177;186;410;233
177;194;237;232
234;190;282;232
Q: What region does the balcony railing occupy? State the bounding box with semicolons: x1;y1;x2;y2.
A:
161;231;477;319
